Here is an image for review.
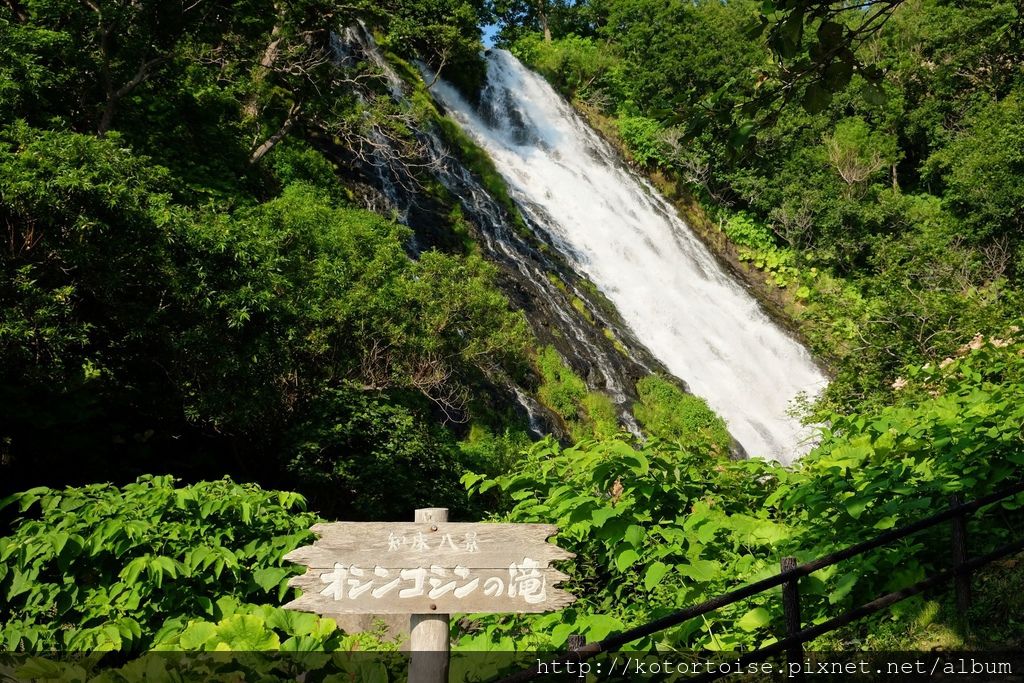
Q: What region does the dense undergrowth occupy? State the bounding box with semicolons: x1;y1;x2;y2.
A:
459;331;1024;654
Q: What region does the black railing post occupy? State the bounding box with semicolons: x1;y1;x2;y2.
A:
950;494;972;620
781;556;804;679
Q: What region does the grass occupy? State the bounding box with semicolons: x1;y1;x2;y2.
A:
603;327;629;356
570;296;596;324
534;345;622;440
633;375;732;454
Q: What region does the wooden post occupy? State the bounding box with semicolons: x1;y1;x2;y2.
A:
950;495;971;620
409;508;450;683
780;556;804;680
566;635;586;683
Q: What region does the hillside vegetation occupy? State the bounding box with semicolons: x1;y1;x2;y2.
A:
2;0;1023;672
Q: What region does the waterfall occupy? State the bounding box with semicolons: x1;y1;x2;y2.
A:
333;26;661;438
430;50;828;463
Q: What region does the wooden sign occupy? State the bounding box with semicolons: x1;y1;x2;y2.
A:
283;520;577;615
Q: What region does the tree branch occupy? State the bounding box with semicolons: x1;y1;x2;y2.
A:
249;101;302;165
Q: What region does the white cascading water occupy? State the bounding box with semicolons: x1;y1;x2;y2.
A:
431;50;828;463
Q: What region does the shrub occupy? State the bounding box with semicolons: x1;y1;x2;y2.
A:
615;115;669;168
0;476;326;652
283;386;470;521
535;346;587;421
460;332;1024;652
722;211;777;252
511;34;619;100
460;436;788;650
633;376;732;453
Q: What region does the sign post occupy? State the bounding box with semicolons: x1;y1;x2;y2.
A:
282;508;576;682
409;508;450;683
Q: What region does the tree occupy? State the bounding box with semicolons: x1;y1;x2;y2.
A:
2;0;238;134
823;117;898;196
926;94;1024;255
490;0;586;46
0;124;528;491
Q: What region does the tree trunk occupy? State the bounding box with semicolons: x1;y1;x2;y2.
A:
244;25;282;119
249;102;302;165
538;0;552;42
97;57;166;136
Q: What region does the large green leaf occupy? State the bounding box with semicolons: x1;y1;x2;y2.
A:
736;607;771;632
614;548;640;572
643;561;669;591
211;614;280;650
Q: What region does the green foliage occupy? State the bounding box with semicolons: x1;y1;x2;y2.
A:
794;328;1024;549
824;117;900;190
0;122;528;512
533;346;622;441
0;476;324;652
926;93;1024;248
0;3;530;646
722;212;776;252
458;424;533;477
579;392;620;441
461;436;790;650
509;34;619;101
633;376;732;453
267;140;346;200
461;332;1024;651
284;386;470;521
534;346;588;422
615;115;668;168
378;0;486;96
719;212;806;288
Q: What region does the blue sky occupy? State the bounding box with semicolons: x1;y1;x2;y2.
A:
481;24;500;47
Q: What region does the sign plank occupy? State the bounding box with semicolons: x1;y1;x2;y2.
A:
284;522;573;569
282;521;576;615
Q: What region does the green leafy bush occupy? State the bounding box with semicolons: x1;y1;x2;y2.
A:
0;476;327;652
580;392;620;441
459;424;532;477
510;34;620;100
722;212;777;252
1;124;528;502
284;385;470;521
925;93;1024;246
535;346;588;421
460;332;1024;652
615;115;669;168
533;345;621;440
460;436;788;651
